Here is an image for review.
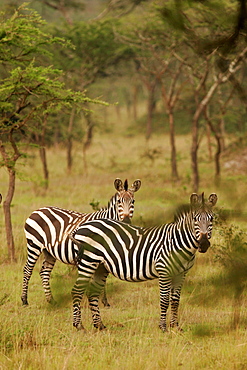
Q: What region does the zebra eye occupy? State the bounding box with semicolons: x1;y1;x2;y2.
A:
132;200;135;204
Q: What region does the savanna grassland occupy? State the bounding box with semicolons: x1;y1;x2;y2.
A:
0;108;247;370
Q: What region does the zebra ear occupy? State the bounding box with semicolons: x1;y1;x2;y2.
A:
130;180;141;192
114;178;124;191
190;193;199;206
207;193;218;207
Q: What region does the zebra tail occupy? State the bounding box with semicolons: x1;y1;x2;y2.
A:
69;235;85;266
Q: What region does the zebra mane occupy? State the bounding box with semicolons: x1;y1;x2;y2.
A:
173;204;192;222
106;193;118;210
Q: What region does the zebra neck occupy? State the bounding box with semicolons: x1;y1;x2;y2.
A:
171;216;199;252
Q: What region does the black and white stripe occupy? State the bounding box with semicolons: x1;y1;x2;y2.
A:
70;192;217;332
21;178;141;306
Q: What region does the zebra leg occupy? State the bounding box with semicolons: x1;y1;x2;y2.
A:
158;275;172;332
21;240;42;305
99;263;110;307
101;286;110;307
170;273;186;331
88;263;108;330
72;261;97;330
39;250;56;304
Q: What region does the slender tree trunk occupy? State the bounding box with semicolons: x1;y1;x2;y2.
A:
67;107;76;174
83;107;94;173
39;146;49;187
191;116;199;193
133;84;138;121
0;133;21;261
37;114;49;188
168;110;179;180
206;123;212;161
146;83;156;140
3;168;16;261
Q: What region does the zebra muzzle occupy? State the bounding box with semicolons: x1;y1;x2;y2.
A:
198;234;210;253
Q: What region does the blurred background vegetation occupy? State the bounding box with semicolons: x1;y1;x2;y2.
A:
0;2;247;368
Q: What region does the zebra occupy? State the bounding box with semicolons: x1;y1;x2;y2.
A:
69;192;217;332
21;178;141;306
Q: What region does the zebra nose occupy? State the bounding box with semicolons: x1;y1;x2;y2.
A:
122;216;131;224
198;233;210;253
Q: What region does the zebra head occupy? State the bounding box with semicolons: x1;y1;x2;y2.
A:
190;192;218;253
114;178;141;224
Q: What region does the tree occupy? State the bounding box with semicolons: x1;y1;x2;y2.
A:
0;4;101;261
159;0;247;191
51;18;132;171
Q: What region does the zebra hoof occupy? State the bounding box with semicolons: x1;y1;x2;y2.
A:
170;324;183;332
48;298;57;305
159;324;167;333
74;323;85;331
94;323;106;330
21;298;28;306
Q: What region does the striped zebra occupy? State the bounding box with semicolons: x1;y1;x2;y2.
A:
70;192;217;332
21;178;141;306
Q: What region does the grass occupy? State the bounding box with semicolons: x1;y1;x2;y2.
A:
0;127;247;369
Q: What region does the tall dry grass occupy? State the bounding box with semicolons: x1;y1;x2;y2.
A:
0;119;247;369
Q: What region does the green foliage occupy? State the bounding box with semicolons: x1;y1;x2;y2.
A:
89;199;100;211
51;18;134;87
0;4;104;152
0;3;70;65
215;224;247;285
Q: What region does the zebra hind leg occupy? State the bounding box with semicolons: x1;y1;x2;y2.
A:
170;274;185;332
39;251;56;304
72;269;93;330
88;264;108;330
21;240;42;305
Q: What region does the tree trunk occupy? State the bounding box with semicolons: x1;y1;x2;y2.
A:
67;107;76;174
83;107;94;173
168;110;179;180
39;146;49;188
0;134;21;262
3;168;16;262
133;84;139;121
206;123;212;161
146;83;156;140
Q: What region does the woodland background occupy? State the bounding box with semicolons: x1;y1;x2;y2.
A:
0;1;247;369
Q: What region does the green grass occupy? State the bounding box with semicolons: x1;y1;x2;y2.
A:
0;130;247;369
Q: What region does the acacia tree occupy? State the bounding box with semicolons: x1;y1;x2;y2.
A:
0;5;100;261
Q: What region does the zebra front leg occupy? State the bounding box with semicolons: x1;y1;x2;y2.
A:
170;273;186;331
101;286;110;307
39;258;56;304
100;264;110;307
158;274;172;332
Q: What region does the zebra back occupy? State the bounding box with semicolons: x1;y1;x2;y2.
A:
72;192;218;279
24;178;141;259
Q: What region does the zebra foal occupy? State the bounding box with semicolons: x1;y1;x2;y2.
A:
70;192;217;332
21;178;141;306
